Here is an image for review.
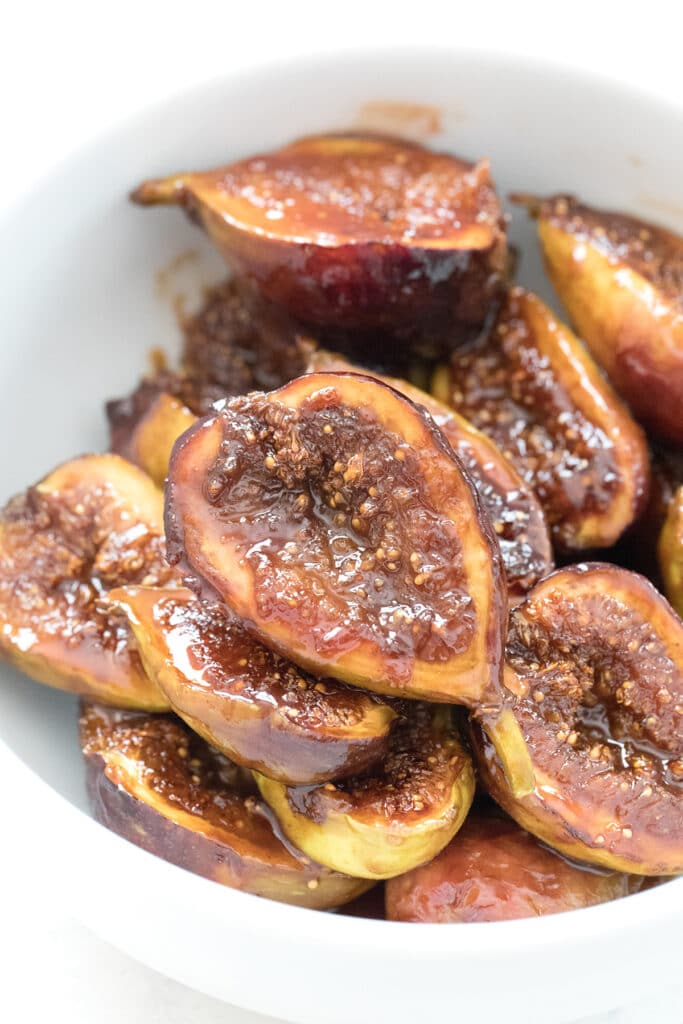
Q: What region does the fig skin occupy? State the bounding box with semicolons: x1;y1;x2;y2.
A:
535;195;683;446
165;371;507;707
255;705;475;880
132;133;507;335
115;392;197;487
0;455;174;709
306;348;553;601
105;585;400;784
386;813;640;922
659;485;683;617
432;287;650;553
471;564;683;875
80;703;370;908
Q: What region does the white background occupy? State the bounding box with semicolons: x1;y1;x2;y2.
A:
1;2;682;1022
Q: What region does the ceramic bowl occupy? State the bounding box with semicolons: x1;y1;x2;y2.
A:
0;47;681;1024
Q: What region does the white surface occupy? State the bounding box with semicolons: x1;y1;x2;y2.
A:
1;4;682;1023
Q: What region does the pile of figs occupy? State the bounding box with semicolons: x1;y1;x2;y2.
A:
2;132;682;922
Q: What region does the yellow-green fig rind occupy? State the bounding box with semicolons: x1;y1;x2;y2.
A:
105;585;400;784
0;454;173;710
254;706;476;880
536;195;683;446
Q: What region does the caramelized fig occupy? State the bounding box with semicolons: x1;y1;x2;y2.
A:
255;705;475;879
166;371;506;706
659;485;683;617
105;585;400;784
307;348;553;600
0;455;175;709
386;812;640;922
432;288;650;552
132;133;507;334
81;703;370;907
116;392;197;487
535;195;683;445
471;564;683;874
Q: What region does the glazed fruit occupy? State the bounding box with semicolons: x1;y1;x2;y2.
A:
114;391;196;487
306;348;554;600
80;702;370;908
471;564;683;875
255;704;475;879
534;195;683;445
105;585;400;784
659;486;683;617
166;371;507;707
386;813;639;922
0;455;174;709
432;288;650;552
132;133;507;334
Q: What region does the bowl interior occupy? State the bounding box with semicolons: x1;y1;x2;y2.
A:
0;47;681;1024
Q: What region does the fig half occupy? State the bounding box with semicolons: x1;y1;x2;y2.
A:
472;564;683;874
386;812;640;922
433;288;650;552
105;585;400;784
166;371;506;706
0;455;174;709
255;704;475;879
81;703;370;907
132;133;507;333
307;348;553;600
535;195;683;445
659;485;683;617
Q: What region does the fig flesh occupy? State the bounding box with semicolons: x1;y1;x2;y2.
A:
659;485;683;617
132;133;507;334
105;585;400;784
166;371;506;706
432;288;650;552
114;391;196;487
80;703;370;907
386;812;640;922
307;348;554;600
255;704;475;879
535;195;683;445
472;564;683;874
0;455;174;709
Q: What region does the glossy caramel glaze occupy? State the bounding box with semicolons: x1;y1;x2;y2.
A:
255;704;475;879
537;195;683;445
659;486;683;617
132;133;507;331
386;812;642;922
435;288;650;552
0;455;174;708
472;564;683;874
166;372;506;705
307;348;553;600
80;703;370;907
106;586;401;784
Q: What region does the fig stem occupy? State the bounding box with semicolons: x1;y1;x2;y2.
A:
481;709;535;799
130;176;187;206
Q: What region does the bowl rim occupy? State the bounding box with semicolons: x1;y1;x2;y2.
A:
0;43;681;953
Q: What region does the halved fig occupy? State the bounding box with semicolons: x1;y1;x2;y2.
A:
386;812;641;922
307;348;553;600
166;371;506;707
104;585;400;784
432;288;650;552
533;195;683;445
255;704;475;879
116;392;197;487
80;702;370;907
132;133;507;333
659;486;683;617
0;455;175;709
471;564;683;875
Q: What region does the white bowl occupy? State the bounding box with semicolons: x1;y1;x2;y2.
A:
0;47;681;1024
